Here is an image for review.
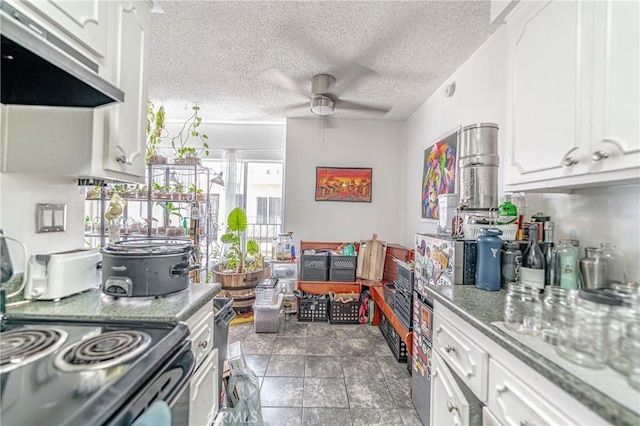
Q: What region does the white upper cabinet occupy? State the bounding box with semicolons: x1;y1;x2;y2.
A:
101;1;150;180
12;0;110;61
505;0;639;191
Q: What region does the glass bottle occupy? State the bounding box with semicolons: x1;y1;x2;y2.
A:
501;242;522;286
557;289;622;368
580;248;608;289
599;243;626;285
520;223;546;291
542;221;554;286
497;194;518;225
504;282;542;335
551;239;581;290
476;228;503;291
511;192;526;240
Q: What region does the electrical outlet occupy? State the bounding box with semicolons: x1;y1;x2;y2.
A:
36;203;67;233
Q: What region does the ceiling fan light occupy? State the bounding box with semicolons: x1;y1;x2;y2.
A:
310;95;334;116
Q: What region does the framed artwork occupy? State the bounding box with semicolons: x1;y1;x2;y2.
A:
421;131;457;220
315;167;372;202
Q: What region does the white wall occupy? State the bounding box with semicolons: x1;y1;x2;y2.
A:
0;174;86;272
284;118;404;246
401;26;640;281
402;27;509;243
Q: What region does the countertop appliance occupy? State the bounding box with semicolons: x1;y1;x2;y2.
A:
24;248;102;300
0;317;195;425
101;239;197;298
0;1;124;107
412;290;434;425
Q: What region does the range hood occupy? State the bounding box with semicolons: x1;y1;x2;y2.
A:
0;1;124;107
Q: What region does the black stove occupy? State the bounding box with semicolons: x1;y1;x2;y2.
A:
0;318;195;426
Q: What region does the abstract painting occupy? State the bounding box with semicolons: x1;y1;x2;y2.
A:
315;167;372;202
421;132;457;219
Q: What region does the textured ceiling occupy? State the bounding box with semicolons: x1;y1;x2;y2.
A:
148;1;498;122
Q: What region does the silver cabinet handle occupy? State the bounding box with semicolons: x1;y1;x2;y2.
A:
198;340;208;349
592;151;609;161
444;344;455;353
447;401;458;413
496;384;507;393
562;157;579;167
115;155;128;164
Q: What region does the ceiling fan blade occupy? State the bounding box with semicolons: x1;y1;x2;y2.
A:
263;101;309;117
335;99;391;115
259;68;310;100
332;64;375;97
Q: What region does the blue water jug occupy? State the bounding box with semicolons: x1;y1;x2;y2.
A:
476;228;503;291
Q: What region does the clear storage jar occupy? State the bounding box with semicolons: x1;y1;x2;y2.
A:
541;287;576;345
556;289;622;368
627;322;640;390
604;282;640;373
503;283;542;335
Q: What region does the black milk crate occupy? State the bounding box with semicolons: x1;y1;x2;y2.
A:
329;299;360;324
396;263;414;293
330;255;357;269
393;287;413;331
301;267;329;281
301;253;330;269
380;313;408;362
384;283;396;309
297;296;328;322
329;268;356;282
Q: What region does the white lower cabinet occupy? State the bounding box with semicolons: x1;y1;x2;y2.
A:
487;359;574;426
431;351;483;426
482;406;502;426
189;348;218;426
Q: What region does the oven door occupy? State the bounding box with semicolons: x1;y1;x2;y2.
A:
106;342;196;426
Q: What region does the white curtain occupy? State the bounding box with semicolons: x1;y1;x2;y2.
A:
222;149;244;223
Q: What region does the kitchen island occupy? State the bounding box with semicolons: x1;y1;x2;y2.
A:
425;284;639;426
5;274;221;323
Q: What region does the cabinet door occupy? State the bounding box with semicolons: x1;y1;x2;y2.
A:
430;351;479;426
190;349;218;426
19;0;109;59
102;1;149;180
590;0;640;174
506;1;593;184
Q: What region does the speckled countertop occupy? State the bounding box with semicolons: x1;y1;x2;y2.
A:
4;275;222;323
424;285;640;426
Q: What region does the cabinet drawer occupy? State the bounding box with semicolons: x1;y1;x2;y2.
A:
482;406;502;426
488;359;575;426
189;348;218;426
433;313;488;401
186;300;214;331
190;311;214;369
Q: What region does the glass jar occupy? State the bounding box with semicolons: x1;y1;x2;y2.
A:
551;239;581;290
556;289;622;368
503;283;542;335
541;287;576;345
608;305;640;373
627;323;640;390
599;242;626;285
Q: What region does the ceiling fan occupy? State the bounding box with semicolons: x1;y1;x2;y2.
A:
260;65;391;118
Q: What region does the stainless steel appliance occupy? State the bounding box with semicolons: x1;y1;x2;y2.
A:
458;122;499;210
412;291;434;424
0;1;123;107
24;248;102;300
0;317;195;425
101;239;198;298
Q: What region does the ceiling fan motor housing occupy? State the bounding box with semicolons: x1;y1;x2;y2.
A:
311;74;336;95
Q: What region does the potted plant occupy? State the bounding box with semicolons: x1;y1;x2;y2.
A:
212;207;271;311
146;100;168;164
171;105;210;165
188;184;205;202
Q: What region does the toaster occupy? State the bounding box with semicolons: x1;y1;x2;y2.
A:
24;248;102;300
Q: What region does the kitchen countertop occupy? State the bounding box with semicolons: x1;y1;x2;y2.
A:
424;285;640;426
4;275;222;323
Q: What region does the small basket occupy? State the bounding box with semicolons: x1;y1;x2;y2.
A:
329;268;356;282
301;253;330;269
463;223;518;241
330;255;357;269
383;283;396;309
301;266;329;281
329;299;360;324
297;297;328;322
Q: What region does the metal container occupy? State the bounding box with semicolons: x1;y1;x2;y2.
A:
580;247;608;289
101;239;198;297
458;123;499;210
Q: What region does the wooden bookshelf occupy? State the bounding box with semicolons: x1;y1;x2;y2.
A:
298;241;361;295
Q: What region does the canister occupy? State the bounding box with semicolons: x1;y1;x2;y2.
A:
457;123;499;210
437;193;459;234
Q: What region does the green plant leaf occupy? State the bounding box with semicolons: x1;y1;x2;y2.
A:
246;240;260;256
220;232;236;244
227;207;247;233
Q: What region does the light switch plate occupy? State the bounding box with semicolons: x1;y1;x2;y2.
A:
36;203;67;233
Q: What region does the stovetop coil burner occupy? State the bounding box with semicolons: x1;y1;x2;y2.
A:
54;330;151;372
0;328;68;373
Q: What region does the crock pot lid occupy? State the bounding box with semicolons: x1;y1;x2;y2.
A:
103;239;193;255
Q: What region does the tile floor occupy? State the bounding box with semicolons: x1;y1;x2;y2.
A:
227;318;424;426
